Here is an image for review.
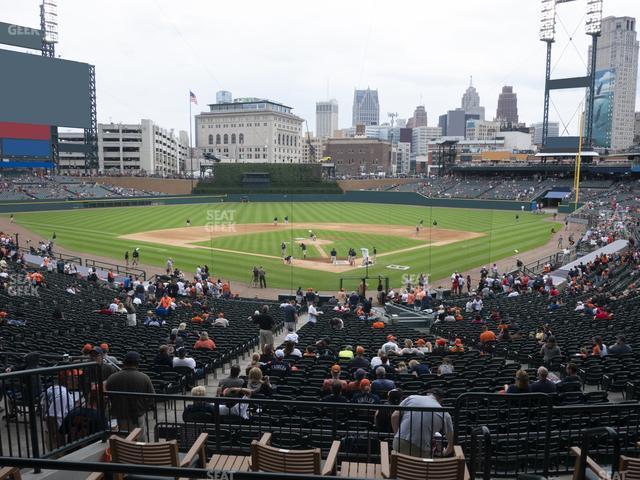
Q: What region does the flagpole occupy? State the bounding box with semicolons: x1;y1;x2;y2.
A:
189;92;193;191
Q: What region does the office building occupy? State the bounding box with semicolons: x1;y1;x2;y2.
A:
496;86;519;124
216;91;232;104
301;136;326;163
531;121;559;146
465;120;500;142
412;126;443;158
446;109;467;137
634;112;640;144
461;77;485;120
588;16;639;149
324;138;391;176
408;105;428;128
393;142;411;175
316;99;339;138
195;97;303;163
352;88;380;126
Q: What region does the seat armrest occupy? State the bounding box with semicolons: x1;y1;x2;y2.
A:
380;441;390;478
258;432;272;446
125;428;143;442
181;433;209;468
321;441;340;476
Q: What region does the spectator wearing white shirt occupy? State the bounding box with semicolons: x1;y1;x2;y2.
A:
213;313;229;327
381;335;401;355
471;297;483;312
308;302;323;323
284;327;299;344
172;348;196;370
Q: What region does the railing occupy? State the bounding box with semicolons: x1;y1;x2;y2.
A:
3;362;640;479
84;258;146;280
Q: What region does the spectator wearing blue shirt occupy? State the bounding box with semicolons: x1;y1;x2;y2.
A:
530;366;557;394
371;367;396;397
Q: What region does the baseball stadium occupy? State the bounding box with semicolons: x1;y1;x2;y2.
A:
1;1;640;480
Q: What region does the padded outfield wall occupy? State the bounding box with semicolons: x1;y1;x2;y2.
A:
0;191;580;214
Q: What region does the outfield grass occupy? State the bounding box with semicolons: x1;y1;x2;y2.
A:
11;202;559;291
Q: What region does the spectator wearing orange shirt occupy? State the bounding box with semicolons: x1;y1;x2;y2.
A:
194;332;216;350
479;326;497;344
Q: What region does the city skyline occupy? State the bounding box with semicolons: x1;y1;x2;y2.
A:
2;0;639;137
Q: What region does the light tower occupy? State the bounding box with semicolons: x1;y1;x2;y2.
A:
387;112;398;128
539;0;602;147
40;0;58;57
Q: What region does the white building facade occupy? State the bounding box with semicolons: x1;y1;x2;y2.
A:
58;120;189;175
316;99;339;138
195;98;303;163
411;126;443;158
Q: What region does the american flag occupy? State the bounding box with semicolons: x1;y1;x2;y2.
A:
189;91;198;105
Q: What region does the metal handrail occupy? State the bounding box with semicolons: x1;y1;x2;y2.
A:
576;427;619;480
469;426;492;480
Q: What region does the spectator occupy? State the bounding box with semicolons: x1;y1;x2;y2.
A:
213;313;229;328
88;346;117;382
284;327;299;344
349;346;369;369
183;386;215;421
280;299;298;331
437;357;454;376
154;345;173;368
259;345;275;363
375;388;403;433
216;365;244;396
608;335;632;355
400;339;422;356
252;306;275;350
321;381;348;403
540;336;562;363
105;351;155;440
381;335;401;355
408;359;430;376
338;345;354;361
559;362;582;387
278;340;302;358
246;367;273;396
173;348;196;370
351;379;380;404
100;343;119;366
530;366;557;394
194;332;216;351
264;350;290;373
505;370;530;394
371;367;396;397
322;365;347;392
593;336;608;357
346;369;367;395
479;325;497;344
391;388;453;458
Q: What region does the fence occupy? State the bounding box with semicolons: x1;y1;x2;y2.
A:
84;258;146;280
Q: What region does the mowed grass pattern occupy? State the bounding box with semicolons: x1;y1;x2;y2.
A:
11;202;559;291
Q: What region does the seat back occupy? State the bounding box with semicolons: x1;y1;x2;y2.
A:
250;441;321;474
390;451;466;480
620;456;640;480
109;434;180;467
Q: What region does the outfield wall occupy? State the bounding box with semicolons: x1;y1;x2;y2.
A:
0;190;581;214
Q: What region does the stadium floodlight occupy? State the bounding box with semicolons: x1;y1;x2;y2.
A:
41;0;58;43
585;0;603;35
539;0;557;42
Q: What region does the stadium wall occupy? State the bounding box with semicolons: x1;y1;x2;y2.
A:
89;176;193;195
0;190;581;214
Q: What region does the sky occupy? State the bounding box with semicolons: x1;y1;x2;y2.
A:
1;0;639;138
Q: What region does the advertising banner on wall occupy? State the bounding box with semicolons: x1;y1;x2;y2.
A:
591;68;615;148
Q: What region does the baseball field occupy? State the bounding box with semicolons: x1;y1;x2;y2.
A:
11;202;560;291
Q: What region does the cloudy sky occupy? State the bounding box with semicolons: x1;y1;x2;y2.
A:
2;0;639;138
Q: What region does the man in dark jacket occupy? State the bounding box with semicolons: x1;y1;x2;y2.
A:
530;366;557;394
252;306;275;349
105;351;154;440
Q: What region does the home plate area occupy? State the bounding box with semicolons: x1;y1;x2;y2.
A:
120;222;484;273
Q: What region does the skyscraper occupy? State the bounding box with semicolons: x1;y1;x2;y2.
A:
588;16;639;150
216;90;232;104
316;99;339;138
409;105;428;128
352;88;380;126
495;86;519;124
461;77;485;120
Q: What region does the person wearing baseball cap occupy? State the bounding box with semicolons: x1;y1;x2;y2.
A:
391;388;453;458
263;349;291;374
88;346;117;382
346;368;367;395
99;343;120;366
322;364;347;392
105;351;155;441
349;346;369;369
351;378;380;404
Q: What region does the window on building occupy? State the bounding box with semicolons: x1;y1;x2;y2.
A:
231;133;236;144
216;134;221;144
208;134;213;145
239;133;244;144
223;134;228;144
